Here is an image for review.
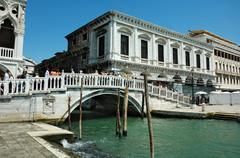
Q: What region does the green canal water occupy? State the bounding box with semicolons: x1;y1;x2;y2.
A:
61;117;240;158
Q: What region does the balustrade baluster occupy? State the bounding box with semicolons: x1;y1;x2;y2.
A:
99;76;102;86
44;78;48;91
94;76;96;86
16;81;19;94
102;76;106;86
37;79;40;90
3;82;8;95
25;80;29;94
61;75;64;88
11;81;14;94
38;80;41;90
91;76;93;86
50;78;53;89
20;81;23;93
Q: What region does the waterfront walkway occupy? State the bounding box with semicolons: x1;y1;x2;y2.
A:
0;123;73;158
151;104;240;119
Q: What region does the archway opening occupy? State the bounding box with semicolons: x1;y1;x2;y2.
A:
68;93;141;122
0;19;15;49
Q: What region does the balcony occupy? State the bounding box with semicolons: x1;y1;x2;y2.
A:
0;47;15;59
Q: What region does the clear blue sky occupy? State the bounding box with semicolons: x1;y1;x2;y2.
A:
24;0;240;63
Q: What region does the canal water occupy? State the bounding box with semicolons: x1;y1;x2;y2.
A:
61;117;240;158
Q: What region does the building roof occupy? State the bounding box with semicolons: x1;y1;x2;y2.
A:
66;11;213;50
189;30;237;45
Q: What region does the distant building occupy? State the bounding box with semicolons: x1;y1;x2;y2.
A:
23;57;36;75
190;30;240;91
0;0;27;79
36;11;216;95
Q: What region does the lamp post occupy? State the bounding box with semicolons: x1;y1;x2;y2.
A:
120;67;132;136
141;71;154;158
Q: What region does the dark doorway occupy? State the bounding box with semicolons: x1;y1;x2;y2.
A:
0;19;15;49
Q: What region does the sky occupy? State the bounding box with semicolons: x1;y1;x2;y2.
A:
24;0;240;63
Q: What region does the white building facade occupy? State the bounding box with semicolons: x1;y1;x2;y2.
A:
0;0;27;78
190;30;240;91
66;11;215;91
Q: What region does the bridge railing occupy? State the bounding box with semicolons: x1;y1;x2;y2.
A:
0;73;190;106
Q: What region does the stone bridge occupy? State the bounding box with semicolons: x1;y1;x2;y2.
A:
0;73;190;123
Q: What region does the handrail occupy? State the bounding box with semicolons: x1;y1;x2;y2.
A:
0;73;190;105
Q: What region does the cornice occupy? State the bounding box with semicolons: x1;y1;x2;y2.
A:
65;10;214;51
111;11;213;50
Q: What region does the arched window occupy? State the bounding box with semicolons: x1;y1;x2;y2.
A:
185;76;193;85
206;79;213;87
197;78;204;86
0;19;15;49
173;74;182;83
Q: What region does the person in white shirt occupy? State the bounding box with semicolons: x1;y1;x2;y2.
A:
45;69;49;78
4;70;10;81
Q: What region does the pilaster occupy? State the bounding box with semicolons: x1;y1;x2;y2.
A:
133;27;140;62
180;42;185;69
150;34;157;65
166;39;171;67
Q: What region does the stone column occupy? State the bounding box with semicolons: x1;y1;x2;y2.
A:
14;32;24;59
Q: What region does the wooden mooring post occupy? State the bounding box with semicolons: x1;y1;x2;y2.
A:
120;67;132;137
116;88;122;137
79;78;83;139
123;84;129;136
142;72;155;158
67;96;72;131
141;91;145;119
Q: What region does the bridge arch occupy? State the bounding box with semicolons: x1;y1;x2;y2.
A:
59;89;142;123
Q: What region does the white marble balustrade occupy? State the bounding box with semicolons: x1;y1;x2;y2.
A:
0;73;190;105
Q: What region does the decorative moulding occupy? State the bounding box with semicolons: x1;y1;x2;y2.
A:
171;42;180;48
195;49;203;54
117;27;133;35
138;33;151;40
184;45;192;51
155;38;167;45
